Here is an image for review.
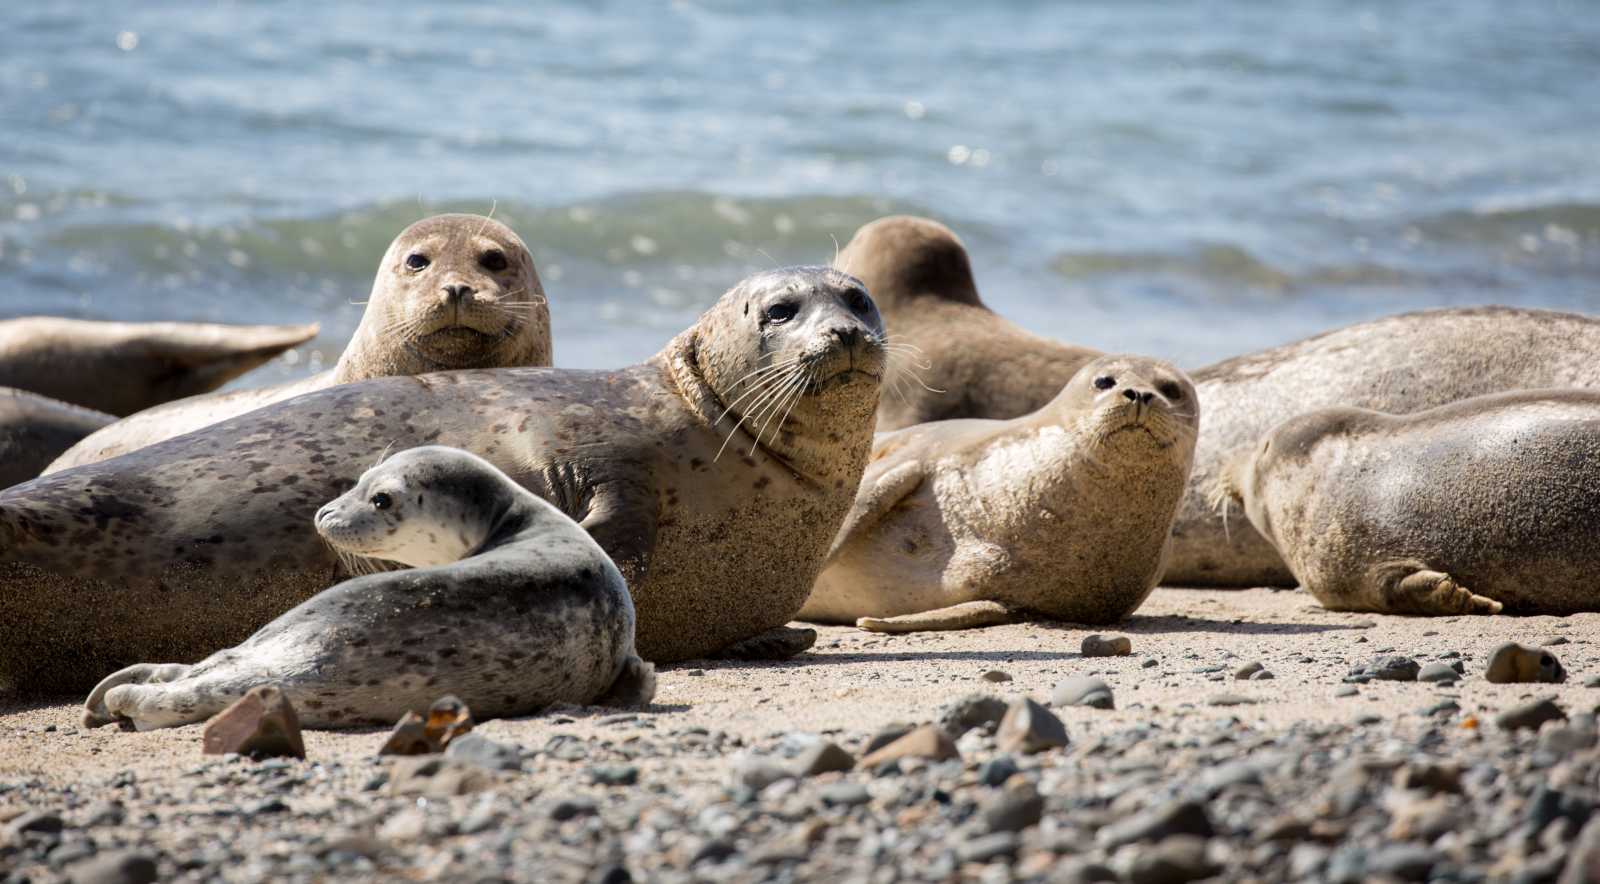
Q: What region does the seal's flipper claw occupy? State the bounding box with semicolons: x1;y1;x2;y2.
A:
855;600;1017;633
1372;562;1503;615
712;627;817;661
82;662;192;728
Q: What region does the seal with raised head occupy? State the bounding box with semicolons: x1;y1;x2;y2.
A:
81;446;653;730
47;213;551;471
0;266;884;693
1217;389;1600;615
802;355;1198;631
834;215;1100;431
0;317;317;416
0;388;114;489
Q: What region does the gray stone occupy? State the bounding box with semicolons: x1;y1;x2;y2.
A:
1495;697;1567;731
444;733;522;772
1485;642;1565;684
735;757;792;791
1099;799;1215;849
1561;816;1600;884
1366;844;1438;881
1206;694;1256;707
1417;662;1460;683
791;741;854;777
938;694;1008;739
1233;662;1263;680
1124;835;1220;884
818;782;871;808
977;755;1019;787
1333;685;1359;698
549;796;598;821
1349;656;1420;682
980;781;1044;833
956;831;1019;864
996;698;1069;753
589;765;639;786
67;851;158;884
862;723;915;755
1052;676;1115;710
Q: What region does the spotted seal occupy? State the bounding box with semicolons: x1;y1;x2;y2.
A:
802;355;1197;631
834;215;1100;431
81;446;653;730
47;213;551;471
1218;389;1600;615
0;388;114;489
0;317;316;416
0;266;884;693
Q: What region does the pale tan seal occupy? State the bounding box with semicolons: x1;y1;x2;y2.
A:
0;317;316;416
82;446;653;730
834;215;1100;431
1218;389;1600;615
47;213;551;471
0;266;884;693
802;355;1198;631
0;388;114;489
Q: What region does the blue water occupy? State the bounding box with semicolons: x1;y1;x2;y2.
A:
3;1;1598;382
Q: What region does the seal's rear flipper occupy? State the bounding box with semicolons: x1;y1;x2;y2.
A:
149;322;320;392
599;655;657;708
713;626;817;661
1365;560;1503;615
856;600;1018;633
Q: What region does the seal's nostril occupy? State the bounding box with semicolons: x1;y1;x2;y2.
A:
442;284;474;303
1140;391;1154;404
1122;388;1138;401
832;327;860;347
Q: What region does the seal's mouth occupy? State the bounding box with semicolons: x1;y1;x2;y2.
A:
808;367;883;393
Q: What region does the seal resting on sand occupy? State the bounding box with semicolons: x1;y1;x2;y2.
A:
0;266;884;693
82;446;653;730
0;388;114;489
48;213;551;471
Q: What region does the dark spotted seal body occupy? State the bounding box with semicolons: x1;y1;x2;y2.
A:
81;446;652;730
1219;389;1600;615
0;266;884;693
0;388;114;489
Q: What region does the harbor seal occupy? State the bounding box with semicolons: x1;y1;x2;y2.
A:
47;213;551;471
1169;306;1600;587
0;388;114;489
81;446;654;730
0;266;884;693
802;355;1198;631
0;317;316;416
835;215;1100;431
1218;389;1600;615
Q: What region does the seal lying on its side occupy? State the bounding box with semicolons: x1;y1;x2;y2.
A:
834;216;1100;431
1218;389;1600;616
802;355;1198;631
0;388;114;489
0;317;316;416
82;446;653;730
48;213;551;471
1169;306;1600;587
0;266;884;693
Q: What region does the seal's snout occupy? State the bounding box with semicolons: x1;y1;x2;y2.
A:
1122;388;1155;405
830;326;862;348
441;282;475;305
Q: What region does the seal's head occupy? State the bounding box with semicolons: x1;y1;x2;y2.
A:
1054;355;1199;455
314;445;512;567
834;215;981;312
338;214;550;382
1216;407;1371;544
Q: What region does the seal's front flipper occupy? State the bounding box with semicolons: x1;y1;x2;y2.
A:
598;655;657;707
82;662;193;729
1368;561;1502;615
713;626;817;661
856;600;1018;633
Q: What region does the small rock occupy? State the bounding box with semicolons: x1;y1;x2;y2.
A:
818;782;871;808
862;722;915;755
1141;658;1159;669
1249;669;1275;680
1416;662;1459;684
735;757;792;791
1052;677;1115;710
1485;642;1565;684
378;712;433;756
956;831;1019;864
6;811;64;839
590;764;639;786
981;781;1044;833
996;698;1069;754
791;741;854;777
981;669;1012;683
684;668;704;676
457;796;500;835
444;733;522;772
1420;699;1460;717
1333;685;1359;698
938;693;1009;738
67;850;158;884
978;755;1020;787
201;685;305;760
1541;636;1571;646
1366;844;1438;881
1562;816;1600;884
549;796;598;821
1495;697;1567;731
1540;722;1599;754
690;839;737;866
1099;799;1215;849
1206;694;1256;707
1233;662;1263;680
1393;761;1461;794
377;807;428;841
1124;835;1220;884
1349;656;1420;682
387;756;491;797
1587;675;1600;688
858;724;960;768
1082;634;1133;657
423;695;474;748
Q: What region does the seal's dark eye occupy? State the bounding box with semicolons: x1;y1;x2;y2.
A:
370;492;392;511
1093;376;1116;390
404;253;430;271
848;291;872;315
479;249;508;272
1159;382;1183;401
765;302;798;323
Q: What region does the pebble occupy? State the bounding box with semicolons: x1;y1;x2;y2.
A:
862;723;915;755
1099;799;1215;849
378;712;434;756
1420;699;1460;717
790;740;854;777
818;782;871;808
1587;675;1600;689
735;757;792;791
980;781;1044;833
956;831;1019;864
937;693;1008;738
387;757;491;797
996;697;1069;754
1123;835;1220;884
981;669;1012;683
1052;676;1115;710
548;796;598;821
443;733;522;772
1485;642;1565;684
590;764;639;786
1366;844;1439;881
1142;658;1159;669
1417;662;1460;683
1082;634;1133;657
1233;662;1263;680
1249;669;1275;680
1563;817;1600;883
66;851;158;884
1540;635;1570;646
1495;697;1567;732
858;724;960;768
1206;694;1256;707
1348;655;1420;683
201;685;305;760
1333;685;1359;698
6;812;64;839
977;755;1019;787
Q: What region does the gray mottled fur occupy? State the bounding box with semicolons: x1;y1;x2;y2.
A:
0;388;114;490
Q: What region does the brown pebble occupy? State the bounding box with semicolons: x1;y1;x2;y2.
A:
1484;642;1564;684
201;685;304;760
424;695;474;748
996;698;1069;754
1081;634;1133;657
858;724;960;768
378;712;433;756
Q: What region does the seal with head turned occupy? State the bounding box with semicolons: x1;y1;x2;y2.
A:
0;266;885;693
81;446;653;730
835;215;1101;432
1217;389;1600;616
47;213;551;471
802;355;1198;631
0;316;317;416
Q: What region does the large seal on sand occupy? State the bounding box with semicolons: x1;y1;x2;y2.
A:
0;389;114;489
1218;389;1600;615
0;317;316;416
82;446;654;730
835;216;1100;431
0;266;884;693
803;356;1197;631
1169;306;1600;587
47;213;551;471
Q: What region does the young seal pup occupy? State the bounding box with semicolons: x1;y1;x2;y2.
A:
47;213;551;471
0;317;316;416
835;215;1100;431
81;446;653;730
0;388;114;489
0;266;884;692
802;355;1198;631
1218;389;1600;616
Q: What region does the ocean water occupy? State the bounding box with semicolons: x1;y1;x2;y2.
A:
2;1;1598;384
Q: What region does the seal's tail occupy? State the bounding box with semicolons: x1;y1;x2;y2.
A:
599;655;657;708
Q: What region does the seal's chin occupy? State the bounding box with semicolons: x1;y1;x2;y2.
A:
809;367;884;394
410;325;505;362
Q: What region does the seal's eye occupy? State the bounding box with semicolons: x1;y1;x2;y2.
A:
370;492;393;511
479;249;508;272
1159;382;1184;401
404;253;430;271
1093;376;1116;391
765;302;798;323
847;291;872;315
